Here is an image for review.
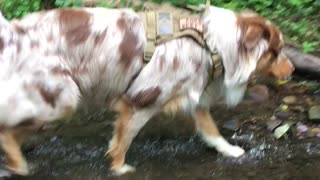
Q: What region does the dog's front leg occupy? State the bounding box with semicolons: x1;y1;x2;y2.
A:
0;129;29;176
193;110;245;158
107;99;158;175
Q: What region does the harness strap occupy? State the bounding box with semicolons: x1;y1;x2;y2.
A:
144;12;157;61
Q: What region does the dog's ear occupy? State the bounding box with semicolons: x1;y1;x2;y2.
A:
243;25;263;50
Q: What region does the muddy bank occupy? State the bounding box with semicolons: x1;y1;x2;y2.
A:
4;77;320;179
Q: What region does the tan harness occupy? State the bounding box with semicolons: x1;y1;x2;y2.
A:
139;1;223;79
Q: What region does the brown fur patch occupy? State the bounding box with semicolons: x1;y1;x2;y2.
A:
38;85;62;108
12;24;26;35
16;42;21;54
255;52;273;73
237;14;282;57
173;77;189;93
193;60;201;73
131;87;161;107
94;29;107;46
194;110;221;137
173;56;180;70
117;17;126;30
51;66;71;76
0;130;27;175
117;14;142;68
30;40;39;49
163;96;186;115
47;33;54;42
0;37;3;53
58;9;91;46
269;56;294;79
159;55;166;71
108;98;133;169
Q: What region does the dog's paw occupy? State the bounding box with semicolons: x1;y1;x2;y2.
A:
113;164;136;176
6;163;29;176
219;145;245;158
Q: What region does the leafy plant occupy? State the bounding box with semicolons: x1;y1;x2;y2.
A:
1;0;41;19
1;0;319;53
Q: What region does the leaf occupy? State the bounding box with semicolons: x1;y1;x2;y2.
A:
276;80;289;86
274;121;294;139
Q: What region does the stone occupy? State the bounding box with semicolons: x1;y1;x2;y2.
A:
275;111;290;120
222;119;240;131
307;128;320;137
296;123;308;134
308;105;320;121
270;115;277;121
291;106;305;113
247;85;269;103
266;120;282;131
282;96;297;105
310;128;320;135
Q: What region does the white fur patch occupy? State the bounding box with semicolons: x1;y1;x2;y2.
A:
200;134;245;158
224;83;247;107
113;164;136;176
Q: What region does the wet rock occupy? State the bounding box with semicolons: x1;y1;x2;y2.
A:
308;128;320;137
308;105;320;121
291;106;305;113
270;115;277;121
305;97;314;106
313;89;320;96
222;119;240;131
247;85;269;103
275;111;290;120
0;169;11;178
282;96;297;105
266;120;282;131
296;123;308;134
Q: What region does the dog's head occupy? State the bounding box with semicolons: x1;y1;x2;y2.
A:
203;7;294;106
204;8;294;86
237;10;294;81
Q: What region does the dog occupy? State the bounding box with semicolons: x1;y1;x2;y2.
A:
0;3;294;176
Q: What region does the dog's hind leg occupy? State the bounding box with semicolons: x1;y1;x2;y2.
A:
107;99;158;175
193;110;245;158
0;129;29;176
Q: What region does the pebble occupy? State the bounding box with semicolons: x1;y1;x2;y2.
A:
270;115;277;121
310;128;320;134
307;128;320;137
296;123;308;134
223;119;240;131
266;120;282;131
308;105;320;121
282;96;297;105
291;106;305;113
275;111;290;120
247;85;269;103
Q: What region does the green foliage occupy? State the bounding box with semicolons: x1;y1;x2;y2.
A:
1;0;41;19
1;0;319;53
145;0;320;53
